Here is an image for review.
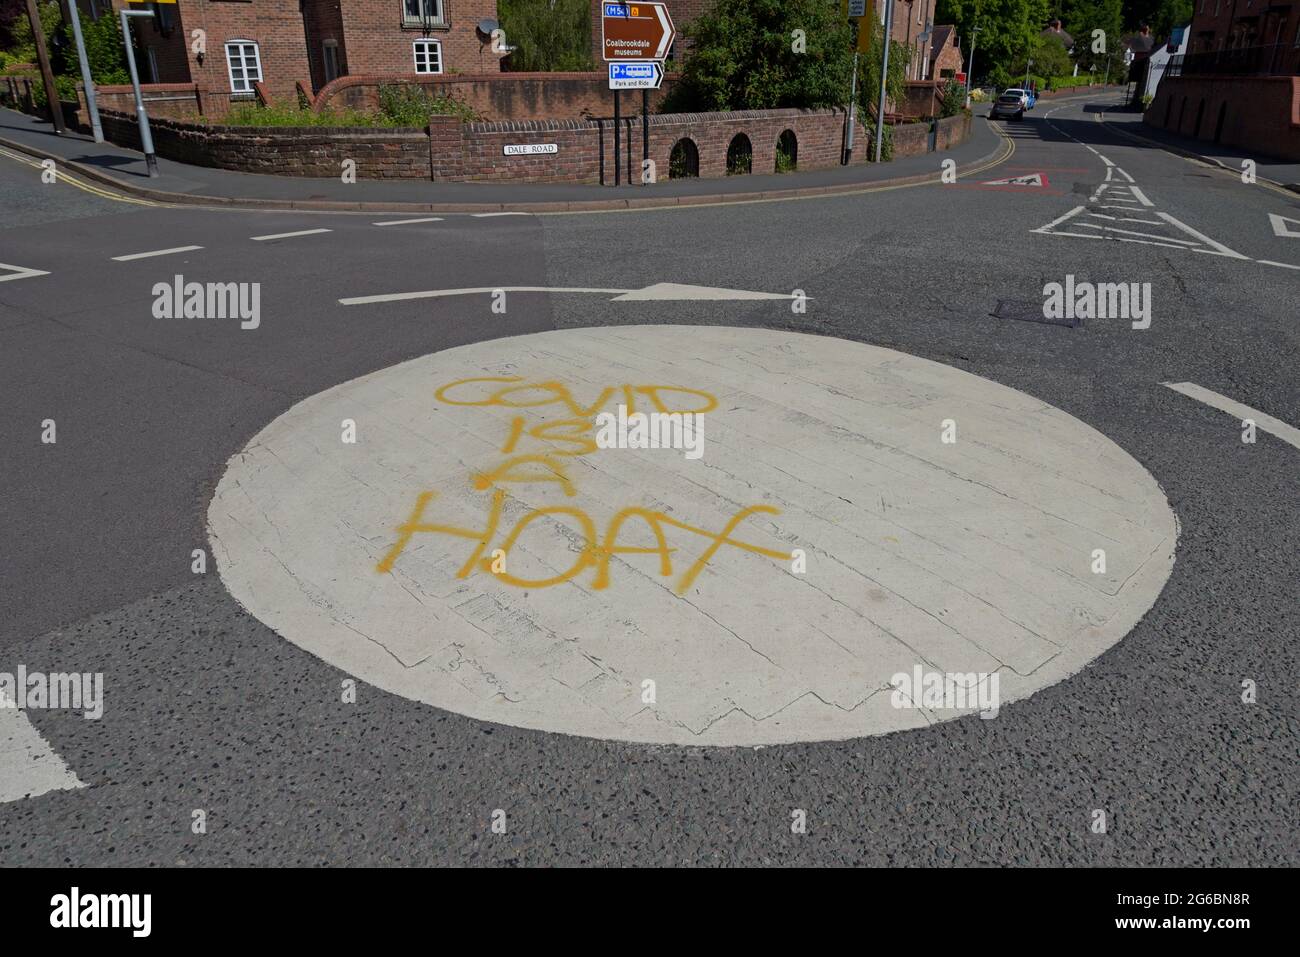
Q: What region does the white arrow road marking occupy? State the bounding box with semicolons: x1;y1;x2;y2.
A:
373;217;444;226
251;228;332;241
0;706;83;803
1155;212;1249;259
339;282;800;306
1165;382;1300;453
0;262;51;283
1268;213;1300;238
111;245;204;261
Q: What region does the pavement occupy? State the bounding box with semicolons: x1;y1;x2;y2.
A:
0;92;1297;866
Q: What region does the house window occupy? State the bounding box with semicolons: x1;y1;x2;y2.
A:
323;41;340;83
225;40;262;95
403;0;445;27
413;39;443;73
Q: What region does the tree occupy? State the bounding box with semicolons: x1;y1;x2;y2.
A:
859;29;912;120
498;0;593;72
936;0;1052;85
662;0;854;112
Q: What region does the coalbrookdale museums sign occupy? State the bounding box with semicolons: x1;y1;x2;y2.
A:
601;2;676;61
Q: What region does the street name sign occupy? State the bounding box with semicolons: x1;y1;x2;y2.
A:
601;2;675;61
608;60;664;90
503;144;558;155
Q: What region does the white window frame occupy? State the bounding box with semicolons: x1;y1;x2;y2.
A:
403;0;446;28
225;40;263;95
413;38;443;74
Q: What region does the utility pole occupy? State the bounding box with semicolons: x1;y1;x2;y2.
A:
873;0;895;163
68;0;102;142
24;0;66;133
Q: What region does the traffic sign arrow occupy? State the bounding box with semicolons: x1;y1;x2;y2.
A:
608;60;664;89
602;2;676;61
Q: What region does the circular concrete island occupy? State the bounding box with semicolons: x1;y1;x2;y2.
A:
208;326;1177;746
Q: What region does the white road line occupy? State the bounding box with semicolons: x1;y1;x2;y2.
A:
111;245;204;261
1164;382;1300;452
1098;154;1114;166
0;706;84;804
472;212;530;218
1127;185;1155;207
373;217;445;226
1257;259;1300;271
1267;213;1300;237
1156;212;1249;259
251;228;333;241
1111;167;1135;182
1035;205;1087;231
340;282;798;306
1033;230;1196;249
0;262;50;282
1085;213;1165;225
1073;223;1201;245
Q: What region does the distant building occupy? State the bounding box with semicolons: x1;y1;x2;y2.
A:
93;0;506;109
1041;18;1073;50
1144;3;1300;160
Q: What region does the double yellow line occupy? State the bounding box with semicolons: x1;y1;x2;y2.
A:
0;145;164;207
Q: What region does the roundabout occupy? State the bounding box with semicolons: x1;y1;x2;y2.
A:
208;325;1178;746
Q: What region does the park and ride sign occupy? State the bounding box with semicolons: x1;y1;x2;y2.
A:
601;3;675;61
607;60;664;90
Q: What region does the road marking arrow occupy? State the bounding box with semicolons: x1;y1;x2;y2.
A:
339;283;799;306
981;172;1049;187
0;262;51;283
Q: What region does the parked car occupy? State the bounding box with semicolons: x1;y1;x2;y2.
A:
989;92;1025;120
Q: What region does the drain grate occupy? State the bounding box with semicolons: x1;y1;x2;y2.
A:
991;298;1082;329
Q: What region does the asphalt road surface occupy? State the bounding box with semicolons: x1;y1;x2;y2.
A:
1;97;1297;865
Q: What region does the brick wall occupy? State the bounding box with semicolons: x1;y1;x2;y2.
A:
317;71;674;120
1145;75;1300;162
78;103;971;183
96;108;431;176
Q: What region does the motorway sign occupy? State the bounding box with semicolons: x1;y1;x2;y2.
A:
601;2;675;61
608;60;664;90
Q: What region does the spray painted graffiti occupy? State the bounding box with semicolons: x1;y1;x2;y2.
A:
375;376;793;593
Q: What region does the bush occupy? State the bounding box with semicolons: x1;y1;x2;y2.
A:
65;10;129;85
938;78;965;118
213;103;391;127
377;83;481;125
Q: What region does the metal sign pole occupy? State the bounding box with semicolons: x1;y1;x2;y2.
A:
641;88;649;184
120;9;159;177
613;89;621;187
68;0;102;142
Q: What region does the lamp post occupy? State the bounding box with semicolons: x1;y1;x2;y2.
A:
965;25;981;106
68;0;102;142
120;8;159;177
872;0;895;163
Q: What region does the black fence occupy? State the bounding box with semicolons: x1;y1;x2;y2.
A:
1166;42;1300;78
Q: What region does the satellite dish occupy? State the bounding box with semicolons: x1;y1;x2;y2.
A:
477;18;498;36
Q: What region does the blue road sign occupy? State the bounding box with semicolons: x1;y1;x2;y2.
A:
608;60;663;90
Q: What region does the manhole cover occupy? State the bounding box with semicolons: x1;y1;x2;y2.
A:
992;298;1081;328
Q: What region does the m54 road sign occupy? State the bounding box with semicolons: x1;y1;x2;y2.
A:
601;2;675;61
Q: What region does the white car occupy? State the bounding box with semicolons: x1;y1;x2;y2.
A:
1002;87;1037;109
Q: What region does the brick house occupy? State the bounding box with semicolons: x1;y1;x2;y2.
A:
98;0;504;110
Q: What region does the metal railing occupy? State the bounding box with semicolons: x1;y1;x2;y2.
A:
1167;42;1300;78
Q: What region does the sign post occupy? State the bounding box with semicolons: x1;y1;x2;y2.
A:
601;2;674;186
68;0;102;143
